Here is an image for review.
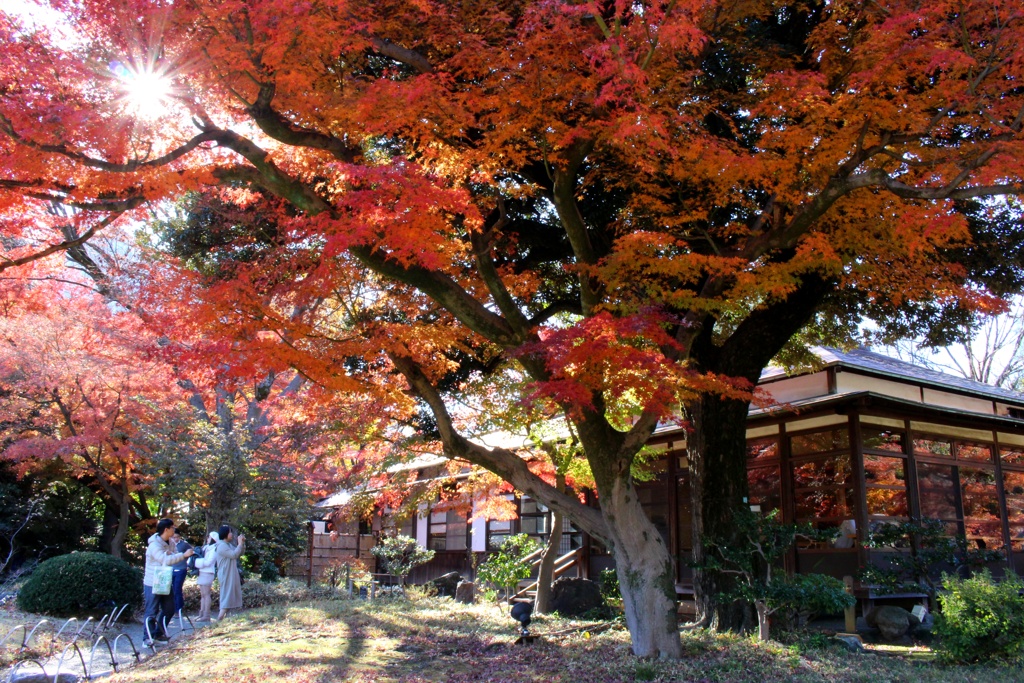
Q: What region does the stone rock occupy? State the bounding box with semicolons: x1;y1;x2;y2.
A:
428;571;462;598
834;634;864;653
549;577;603;617
9;672;79;683
455;580;476;604
866;605;912;640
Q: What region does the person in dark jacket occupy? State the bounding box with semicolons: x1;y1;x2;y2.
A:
170;531;193;616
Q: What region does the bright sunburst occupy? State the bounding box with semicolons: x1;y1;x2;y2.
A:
111;61;174;120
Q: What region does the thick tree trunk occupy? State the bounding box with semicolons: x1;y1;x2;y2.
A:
756;602;770;642
97;502;119;555
689;395;755;632
535;508;564;613
600;473;682;658
109;494;131;559
535;473;566;614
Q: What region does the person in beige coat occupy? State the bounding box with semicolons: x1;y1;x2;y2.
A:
215;524;246;620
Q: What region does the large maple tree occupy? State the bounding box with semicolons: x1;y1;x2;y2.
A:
3;0;1024;656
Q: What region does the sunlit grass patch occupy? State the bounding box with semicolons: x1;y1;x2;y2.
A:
97;597;1024;683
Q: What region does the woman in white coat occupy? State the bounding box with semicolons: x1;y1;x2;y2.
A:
194;530;219;622
215;524;245;620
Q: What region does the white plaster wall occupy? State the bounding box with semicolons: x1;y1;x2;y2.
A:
835;372;922;402
471;514;487;552
858;415;905;429
921;388;995;415
786;414;849;432
759;373;830;406
415;506;428;549
909;421;994;441
746;424;780;438
998;432;1024;446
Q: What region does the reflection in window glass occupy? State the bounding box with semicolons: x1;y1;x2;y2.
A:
862;427;905;453
956;442;994;463
747;465;781;512
791;454;854;521
960;467;1001;549
1003;471;1024;551
914;437;952;458
864;455;908;518
446;510;468;551
746;437;779;462
1001;446;1024;466
917;462;958;519
790;428;850;456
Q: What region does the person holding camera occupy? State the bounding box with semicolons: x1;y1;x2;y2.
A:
214;524;246;620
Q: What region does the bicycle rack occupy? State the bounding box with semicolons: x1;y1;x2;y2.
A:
24;620;55;654
51;642;86;682
4;658;47;683
53;618;78;643
111;633;141;668
0;624;28;651
88;635;117;675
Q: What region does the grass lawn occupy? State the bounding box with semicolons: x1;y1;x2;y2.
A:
99;595;1024;683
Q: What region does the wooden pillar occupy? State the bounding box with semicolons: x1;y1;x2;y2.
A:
843;575;857;632
306;521;314;588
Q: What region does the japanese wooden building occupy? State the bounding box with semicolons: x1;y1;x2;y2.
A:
296;347;1024;592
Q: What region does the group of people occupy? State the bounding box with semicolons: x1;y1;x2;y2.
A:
142;518;247;643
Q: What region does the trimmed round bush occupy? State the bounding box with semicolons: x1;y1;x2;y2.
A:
17;551;143;617
935;569;1024;663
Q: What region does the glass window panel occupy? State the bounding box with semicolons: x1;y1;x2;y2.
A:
520;498;539;514
917;462;958;519
489;520;511;532
956;442;994;463
960;466;1001;549
429;537;446;551
791;428;849;456
794;487;855;520
430;511;447;523
914;437;952;458
1001;446;1024;466
747;465;781;512
446;517;468;551
866;488;908;517
791;454;854;520
864;455;906;486
862;427;905;453
865;455;908;518
792;454;852;487
1005;471;1024;551
746;437;779;462
521;517;543;535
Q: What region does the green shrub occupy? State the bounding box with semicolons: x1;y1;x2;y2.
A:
16;551;142;617
599;567;620;600
259;559;281;583
477;534;538;602
934;569;1024;663
790;573;855;621
370;535;435;581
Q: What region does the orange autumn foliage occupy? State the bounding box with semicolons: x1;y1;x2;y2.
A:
2;0;1023;656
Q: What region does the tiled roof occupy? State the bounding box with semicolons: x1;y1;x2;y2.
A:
761;346;1024;406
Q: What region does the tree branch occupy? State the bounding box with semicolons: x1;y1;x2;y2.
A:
388;352;610;541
